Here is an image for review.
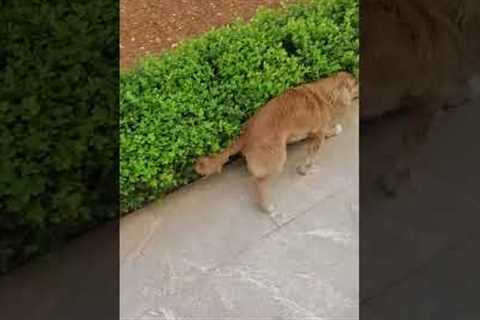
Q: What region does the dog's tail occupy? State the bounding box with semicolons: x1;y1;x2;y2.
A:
195;136;245;176
215;136;244;164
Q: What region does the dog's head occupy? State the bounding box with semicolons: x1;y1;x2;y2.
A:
335;71;359;105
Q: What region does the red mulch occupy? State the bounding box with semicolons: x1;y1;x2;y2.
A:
120;0;286;70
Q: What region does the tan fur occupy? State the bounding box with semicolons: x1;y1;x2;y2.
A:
195;72;358;213
361;0;480;195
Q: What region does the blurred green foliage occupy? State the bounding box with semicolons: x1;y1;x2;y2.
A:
0;0;118;273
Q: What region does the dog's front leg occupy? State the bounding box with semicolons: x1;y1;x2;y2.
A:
297;131;325;175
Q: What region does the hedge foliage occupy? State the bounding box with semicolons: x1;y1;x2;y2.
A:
0;0;117;273
120;0;359;213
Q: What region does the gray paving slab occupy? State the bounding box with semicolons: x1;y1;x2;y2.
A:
362;232;480;320
361;169;480;299
0;223;118;320
360;98;480;312
125;191;358;320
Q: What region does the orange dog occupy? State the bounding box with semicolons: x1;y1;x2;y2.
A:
195;72;358;213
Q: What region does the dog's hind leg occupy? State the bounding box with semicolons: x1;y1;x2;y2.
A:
254;176;275;213
246;144;286;213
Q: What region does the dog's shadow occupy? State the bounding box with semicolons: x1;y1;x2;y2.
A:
361;110;433;206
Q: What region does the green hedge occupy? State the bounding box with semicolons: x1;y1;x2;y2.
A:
120;0;358;213
0;0;117;273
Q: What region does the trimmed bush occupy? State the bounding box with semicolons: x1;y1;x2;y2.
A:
0;0;117;273
120;0;359;213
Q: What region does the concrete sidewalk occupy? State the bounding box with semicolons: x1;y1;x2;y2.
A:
120;106;359;319
359;98;480;319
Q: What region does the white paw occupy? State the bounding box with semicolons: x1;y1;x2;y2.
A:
334;124;343;135
266;204;275;213
261;203;275;214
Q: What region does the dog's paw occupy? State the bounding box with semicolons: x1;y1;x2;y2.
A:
259;201;276;214
263;203;275;214
334;124;343;135
326;124;343;139
296;164;311;176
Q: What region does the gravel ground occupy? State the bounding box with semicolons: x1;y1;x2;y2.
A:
120;0;287;69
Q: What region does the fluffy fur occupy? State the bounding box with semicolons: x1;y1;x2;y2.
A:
195;72;358;213
361;0;480;194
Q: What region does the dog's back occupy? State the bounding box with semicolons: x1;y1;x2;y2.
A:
243;72;356;149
